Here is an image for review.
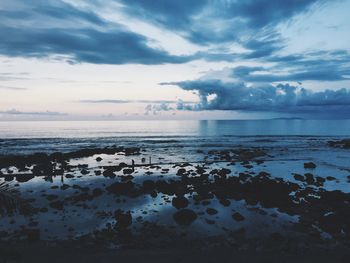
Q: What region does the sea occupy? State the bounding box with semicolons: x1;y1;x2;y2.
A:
0;119;349;155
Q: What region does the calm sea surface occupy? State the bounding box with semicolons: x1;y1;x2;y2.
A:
0;119;350;138
0;120;349;155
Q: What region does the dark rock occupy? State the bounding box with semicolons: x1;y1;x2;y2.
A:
142;180;155;190
173;209;197;226
114;210;132;228
176;168;186;176
326;176;336;181
172;196;189;209
96;157;103;162
4;174;14;181
150;190;157;198
217;168;231;177
219;198;231;207
328;139;350;149
46;194;58;201
305;173;315;185
16;174;34;183
49;201;64;210
232;212;245;221
80;169;90;175
293;173;305;182
23;228;40;241
60;184;70;190
92;188;103;197
103;168;116;178
205;219;215;225
123;168;134;175
304;162;316;169
206;208;218;215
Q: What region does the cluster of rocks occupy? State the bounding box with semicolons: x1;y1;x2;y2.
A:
328;139;350;149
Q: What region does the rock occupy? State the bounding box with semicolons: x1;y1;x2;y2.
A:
219;198;231;207
123;168;134;175
81;169;90;175
114;210;132;228
305;173;315;185
196;167;206;174
46;194;58;201
217;168;231;177
205;219;215;225
39;207;48;213
23;228;40;241
150;190;157;198
206;208;218;215
293;173;305;182
232;212;245;221
326;176;336;181
65;174;74;178
142;180;155;190
176;168;186;176
316;176;326;183
16;174;34;183
61;184;70;190
49;201;64;210
173;209;197;225
304;162;316;169
4;174;14;181
103;168;116;178
328;139;350;149
92;188;103;197
172;196;189;209
96;157;103;162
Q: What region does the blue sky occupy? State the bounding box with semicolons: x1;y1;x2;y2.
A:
1;0;350;120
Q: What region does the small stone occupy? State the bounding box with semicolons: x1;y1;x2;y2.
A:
206;208;218;215
232;212;245;221
173;209;197;225
304;162;316;169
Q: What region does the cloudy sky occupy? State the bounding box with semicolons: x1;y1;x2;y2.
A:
1;0;350;120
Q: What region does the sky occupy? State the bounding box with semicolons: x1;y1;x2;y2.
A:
1;0;350;121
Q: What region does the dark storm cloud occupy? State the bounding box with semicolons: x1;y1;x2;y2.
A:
0;0;192;64
161;80;350;116
230;50;350;82
0;26;191;64
0;1;106;26
0;0;327;64
118;0;321;45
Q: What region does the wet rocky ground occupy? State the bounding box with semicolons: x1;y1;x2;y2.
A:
0;137;350;262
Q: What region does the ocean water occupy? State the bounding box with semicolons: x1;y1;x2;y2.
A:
1;119;350;138
0;119;349;155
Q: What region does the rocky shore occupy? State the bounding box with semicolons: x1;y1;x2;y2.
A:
1;139;350;262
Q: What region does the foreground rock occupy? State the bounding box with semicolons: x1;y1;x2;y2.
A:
173;209;197;225
172;196;189;209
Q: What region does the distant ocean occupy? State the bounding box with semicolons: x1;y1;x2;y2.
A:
0;119;349;155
